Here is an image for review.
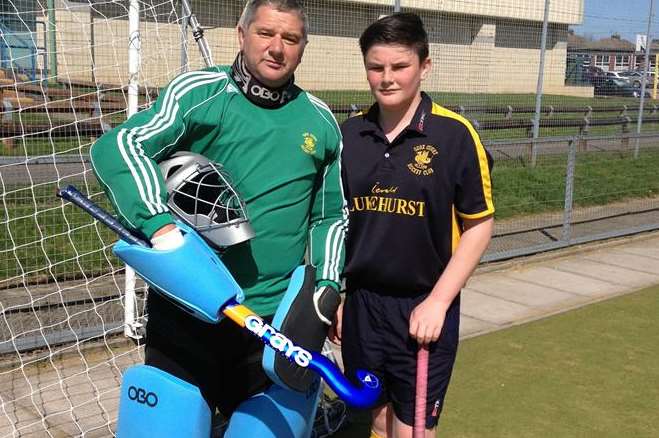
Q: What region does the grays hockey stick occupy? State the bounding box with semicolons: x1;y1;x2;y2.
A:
56;185;381;409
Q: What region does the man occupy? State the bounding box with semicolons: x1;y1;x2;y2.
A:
91;0;347;430
332;13;494;438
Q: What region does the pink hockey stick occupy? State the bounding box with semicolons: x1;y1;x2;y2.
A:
414;344;429;438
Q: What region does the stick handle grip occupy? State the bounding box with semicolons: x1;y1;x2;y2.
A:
57;185;150;247
414;344;430;438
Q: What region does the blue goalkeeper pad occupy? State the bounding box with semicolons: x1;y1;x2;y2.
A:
116;365;211;438
225;380;321;438
113;222;243;323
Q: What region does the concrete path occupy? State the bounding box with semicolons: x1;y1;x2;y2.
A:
459;230;659;339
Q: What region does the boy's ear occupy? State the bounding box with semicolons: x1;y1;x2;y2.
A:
421;58;432;80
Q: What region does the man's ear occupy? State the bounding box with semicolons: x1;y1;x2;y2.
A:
237;25;245;50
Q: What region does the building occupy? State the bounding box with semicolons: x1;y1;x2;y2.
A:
568;31;659;72
9;0;587;96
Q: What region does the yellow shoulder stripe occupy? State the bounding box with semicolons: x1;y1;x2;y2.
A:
431;103;495;217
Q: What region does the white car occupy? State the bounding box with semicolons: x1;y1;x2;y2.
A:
605;71;631;82
618;70;656;88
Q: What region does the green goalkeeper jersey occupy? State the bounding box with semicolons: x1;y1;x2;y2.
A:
91;66;347;316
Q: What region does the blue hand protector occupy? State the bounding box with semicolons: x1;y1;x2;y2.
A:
117;365;211;438
113;222;243;323
263;265;340;393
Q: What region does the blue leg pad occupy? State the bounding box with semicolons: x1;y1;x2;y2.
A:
117;365;211;438
224;380;321;438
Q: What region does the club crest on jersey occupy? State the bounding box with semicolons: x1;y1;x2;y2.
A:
408;144;438;176
301;132;317;155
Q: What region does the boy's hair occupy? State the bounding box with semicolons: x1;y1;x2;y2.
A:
359;12;429;62
239;0;308;39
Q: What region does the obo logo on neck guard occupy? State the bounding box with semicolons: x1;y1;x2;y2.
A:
250;84;282;102
245;315;312;367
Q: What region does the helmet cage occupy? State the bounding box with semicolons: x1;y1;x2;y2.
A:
160;153;254;248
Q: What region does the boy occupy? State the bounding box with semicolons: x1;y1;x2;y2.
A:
333;12;494;438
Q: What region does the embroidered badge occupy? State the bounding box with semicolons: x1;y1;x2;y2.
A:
407;144;438;176
301;132;317;155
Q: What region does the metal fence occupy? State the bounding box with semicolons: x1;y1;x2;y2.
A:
485;132;659;261
2;0;659;436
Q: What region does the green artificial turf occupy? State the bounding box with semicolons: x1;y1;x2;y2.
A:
335;285;659;437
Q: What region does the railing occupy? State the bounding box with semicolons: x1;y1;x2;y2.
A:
5;95;659;139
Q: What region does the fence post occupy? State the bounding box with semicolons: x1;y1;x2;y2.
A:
531;0;551;167
578;119;589;151
635;0;655;159
561;138;577;244
394;0;401;12
621;116;631;150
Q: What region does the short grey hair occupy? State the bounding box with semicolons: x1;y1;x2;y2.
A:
238;0;308;39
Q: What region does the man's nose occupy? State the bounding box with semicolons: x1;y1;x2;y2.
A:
269;35;284;58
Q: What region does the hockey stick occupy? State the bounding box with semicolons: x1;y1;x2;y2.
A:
414;344;429;438
56;185;380;409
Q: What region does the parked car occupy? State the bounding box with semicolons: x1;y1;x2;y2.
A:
582;65;606;83
605;71;631;83
618;70;655;88
592;77;651;98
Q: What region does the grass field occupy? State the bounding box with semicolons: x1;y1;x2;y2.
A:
336;284;659;437
492;147;659;218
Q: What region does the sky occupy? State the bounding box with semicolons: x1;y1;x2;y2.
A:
572;0;659;42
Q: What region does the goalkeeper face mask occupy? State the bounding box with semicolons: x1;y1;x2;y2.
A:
159;152;255;249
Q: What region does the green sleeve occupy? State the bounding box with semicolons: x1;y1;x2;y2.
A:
90;69;228;238
309;133;348;290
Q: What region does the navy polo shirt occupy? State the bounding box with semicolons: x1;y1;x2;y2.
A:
340;92;494;295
